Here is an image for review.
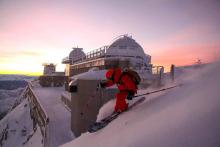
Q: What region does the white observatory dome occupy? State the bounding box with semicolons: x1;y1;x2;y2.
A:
106;35;145;58
69;48;86;63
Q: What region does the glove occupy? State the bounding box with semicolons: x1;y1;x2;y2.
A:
97;82;106;89
126;92;134;100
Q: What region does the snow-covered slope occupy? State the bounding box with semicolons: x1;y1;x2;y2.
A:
62;62;220;147
0;88;25;120
0;99;43;147
0;74;35;120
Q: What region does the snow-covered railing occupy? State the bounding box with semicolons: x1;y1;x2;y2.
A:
26;83;49;147
28;83;49;124
85;46;107;59
9;86;29;111
151;66;165;86
152;66;164;75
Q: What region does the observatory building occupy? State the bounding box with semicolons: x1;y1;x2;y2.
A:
62;35;152;77
43;63;56;75
61;35;155;136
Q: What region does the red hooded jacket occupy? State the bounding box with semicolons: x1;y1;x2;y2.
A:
105;68;137;94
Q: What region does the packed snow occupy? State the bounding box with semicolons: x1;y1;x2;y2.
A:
0;99;43;147
33;86;74;147
62;62;220;147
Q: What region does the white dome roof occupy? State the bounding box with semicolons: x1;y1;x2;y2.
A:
69;48;86;62
106;35;145;58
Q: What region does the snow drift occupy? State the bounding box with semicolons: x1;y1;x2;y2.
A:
0;99;43;147
62;62;220;147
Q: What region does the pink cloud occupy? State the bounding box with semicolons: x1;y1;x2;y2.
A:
144;22;220;68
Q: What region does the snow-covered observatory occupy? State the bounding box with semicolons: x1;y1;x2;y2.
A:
62;35;152;77
105;35;151;68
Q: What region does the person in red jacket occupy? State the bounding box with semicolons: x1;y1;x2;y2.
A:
99;67;138;112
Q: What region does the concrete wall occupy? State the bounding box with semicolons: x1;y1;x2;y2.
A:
71;79;117;137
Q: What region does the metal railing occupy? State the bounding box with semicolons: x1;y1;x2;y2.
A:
152;66;164;75
27;83;49;147
85;46;108;59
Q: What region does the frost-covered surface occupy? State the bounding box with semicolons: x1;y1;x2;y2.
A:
0;99;43;147
62;63;220;147
33;86;74;147
0;88;24;120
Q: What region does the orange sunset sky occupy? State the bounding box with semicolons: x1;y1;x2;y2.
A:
0;0;220;75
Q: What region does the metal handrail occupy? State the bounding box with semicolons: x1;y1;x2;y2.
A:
28;84;49;124
27;83;49;147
